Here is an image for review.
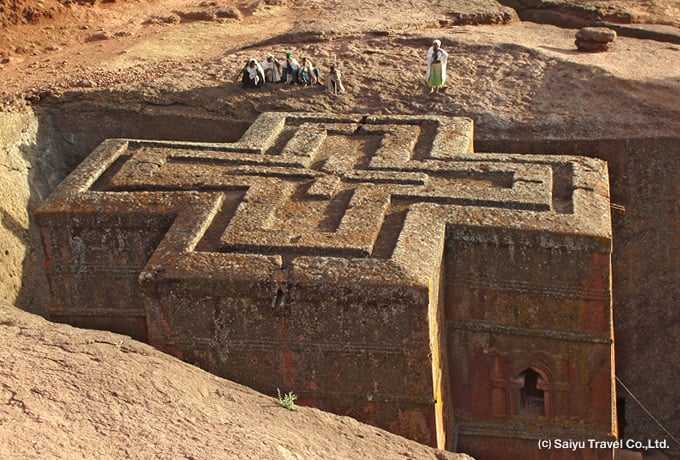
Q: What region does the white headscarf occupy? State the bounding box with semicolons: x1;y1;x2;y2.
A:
261;54;281;82
425;39;448;84
246;58;264;84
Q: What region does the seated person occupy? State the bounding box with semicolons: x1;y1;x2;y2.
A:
298;57;321;86
241;58;265;88
326;64;345;95
261;53;281;83
281;52;299;84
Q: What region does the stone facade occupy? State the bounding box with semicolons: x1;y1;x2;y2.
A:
36;113;616;459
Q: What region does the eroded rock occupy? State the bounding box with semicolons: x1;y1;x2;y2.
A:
575;26;617;52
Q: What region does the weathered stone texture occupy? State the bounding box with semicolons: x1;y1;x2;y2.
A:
576;27;617;43
477;136;680;458
575;27;617;52
36;113;616;458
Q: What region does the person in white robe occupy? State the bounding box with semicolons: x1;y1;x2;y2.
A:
326;64;345;95
241;58;265;88
282;52;300;84
261;53;281;83
299;57;321;86
424;39;448;93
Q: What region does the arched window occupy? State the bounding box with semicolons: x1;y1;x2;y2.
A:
519;368;545;415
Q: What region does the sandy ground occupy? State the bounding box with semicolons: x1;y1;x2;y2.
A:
1;0;679;140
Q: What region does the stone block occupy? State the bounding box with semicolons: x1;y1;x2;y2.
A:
36;112;616;456
576;27;616;52
576;27;617;43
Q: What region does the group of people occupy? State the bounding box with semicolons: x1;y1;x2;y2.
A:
238;51;346;95
236;39;448;95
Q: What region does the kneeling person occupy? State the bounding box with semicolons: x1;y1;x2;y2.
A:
262;53;281;83
241;58;265;88
299;57;321;86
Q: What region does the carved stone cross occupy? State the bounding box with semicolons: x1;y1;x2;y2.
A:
37;112;615;455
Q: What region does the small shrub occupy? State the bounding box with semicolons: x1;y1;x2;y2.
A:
276;388;298;411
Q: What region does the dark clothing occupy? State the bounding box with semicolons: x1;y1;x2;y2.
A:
281;65;298;84
242;67;265;88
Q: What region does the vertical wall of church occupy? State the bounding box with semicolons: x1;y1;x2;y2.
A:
444;227;615;460
478;137;680;457
36;211;172;341
143;268;441;447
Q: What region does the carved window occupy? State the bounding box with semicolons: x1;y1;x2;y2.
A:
519;368;545;415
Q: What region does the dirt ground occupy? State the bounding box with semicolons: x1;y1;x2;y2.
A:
1;0;680;139
1;0;680;458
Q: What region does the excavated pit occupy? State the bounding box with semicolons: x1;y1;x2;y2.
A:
0;100;251;319
1;94;679;457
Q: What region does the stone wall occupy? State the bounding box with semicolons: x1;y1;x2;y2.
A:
0;110;54;314
478;137;680;458
36;102;250;173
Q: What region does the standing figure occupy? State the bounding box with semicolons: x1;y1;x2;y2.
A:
241;58;265;88
261;53;282;83
281;52;300;84
425;39;448;93
298;57;321;86
326;64;345;95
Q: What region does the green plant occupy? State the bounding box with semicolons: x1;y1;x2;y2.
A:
276;388;298;411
